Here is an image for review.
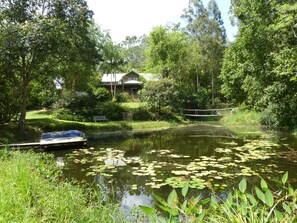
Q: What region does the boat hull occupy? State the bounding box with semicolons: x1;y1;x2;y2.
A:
40;130;87;149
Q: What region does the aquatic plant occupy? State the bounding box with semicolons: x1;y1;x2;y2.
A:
140;172;297;222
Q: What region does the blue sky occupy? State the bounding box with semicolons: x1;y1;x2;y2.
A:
86;0;237;43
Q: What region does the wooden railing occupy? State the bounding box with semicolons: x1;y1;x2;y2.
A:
181;108;234;117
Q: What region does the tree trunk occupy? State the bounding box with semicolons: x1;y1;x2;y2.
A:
196;72;200;92
211;72;214;107
110;73;113;98
18;75;29;133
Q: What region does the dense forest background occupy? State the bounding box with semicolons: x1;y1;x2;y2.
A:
0;0;296;130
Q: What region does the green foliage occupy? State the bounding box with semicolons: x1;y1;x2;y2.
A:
178;87;210;109
28;80;55;108
95;102;126;121
0;0;100;130
140;78;178;112
0;150;130;222
54;101;126;122
221;1;297;128
93;87;112;102
0;76;19;123
54;108;88;122
99;37;126;98
140;172;297;222
146;26;188;80
115;92;130;103
220;108;261;126
132;107;154;121
120;35;148;71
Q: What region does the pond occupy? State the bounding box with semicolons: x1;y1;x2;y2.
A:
51;123;297;210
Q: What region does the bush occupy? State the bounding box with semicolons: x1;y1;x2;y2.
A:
115;92;130;102
132;107;153;121
178;87;210;109
95;102;126;121
93;87;112;102
67;95;96;110
54;109;88;122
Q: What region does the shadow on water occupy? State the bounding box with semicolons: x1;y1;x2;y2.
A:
50;123;297;210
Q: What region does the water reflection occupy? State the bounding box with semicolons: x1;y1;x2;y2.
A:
52;124;297;209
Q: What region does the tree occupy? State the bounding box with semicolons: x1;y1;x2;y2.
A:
99;36;125;98
221;0;297;128
182;0;226;106
140;78;178;113
120;35;148;71
0;0;99;132
146;26;188;82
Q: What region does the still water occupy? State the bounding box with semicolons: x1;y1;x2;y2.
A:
52;123;297;210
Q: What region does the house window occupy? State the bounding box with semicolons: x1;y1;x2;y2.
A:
128;77;138;81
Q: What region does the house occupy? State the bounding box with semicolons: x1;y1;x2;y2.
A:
101;71;158;95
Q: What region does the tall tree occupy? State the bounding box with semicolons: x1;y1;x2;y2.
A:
221;0;297;127
120;35;148;71
182;0;226;106
145;26;188;82
0;0;99;131
100;36;125;98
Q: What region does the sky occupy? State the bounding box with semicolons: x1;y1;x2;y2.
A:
86;0;237;43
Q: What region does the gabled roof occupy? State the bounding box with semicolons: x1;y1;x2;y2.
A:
101;73;126;83
102;71;159;83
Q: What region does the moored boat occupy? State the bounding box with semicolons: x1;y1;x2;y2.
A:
40;130;87;149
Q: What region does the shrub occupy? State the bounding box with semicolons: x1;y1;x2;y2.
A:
178;87;210;109
132;107;153;121
67;95;96;110
54;109;88;122
95;102;126;121
115;92;130;102
93;87;112;102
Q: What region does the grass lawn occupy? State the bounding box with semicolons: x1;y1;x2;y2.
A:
119;102;147;109
220;108;261;126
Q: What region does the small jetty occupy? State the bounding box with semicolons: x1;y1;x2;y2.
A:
1;130;87;150
1;142;41;149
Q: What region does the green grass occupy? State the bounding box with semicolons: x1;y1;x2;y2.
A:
25;109;183;133
26;109;54;120
0;150;133;222
220;108;261;126
1;109;188;144
119;102;147;109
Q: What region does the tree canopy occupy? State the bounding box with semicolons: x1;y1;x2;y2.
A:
0;0;100;130
221;0;297;128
